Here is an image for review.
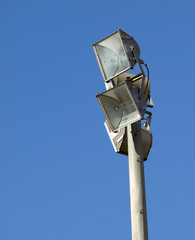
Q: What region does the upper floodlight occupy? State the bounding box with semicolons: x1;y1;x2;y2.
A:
93;29;140;82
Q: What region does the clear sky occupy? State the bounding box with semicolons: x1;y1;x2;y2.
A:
0;0;195;239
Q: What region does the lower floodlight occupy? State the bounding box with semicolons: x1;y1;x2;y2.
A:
105;121;153;160
93;29;140;82
96;81;147;131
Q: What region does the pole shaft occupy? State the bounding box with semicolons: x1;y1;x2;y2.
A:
127;122;148;240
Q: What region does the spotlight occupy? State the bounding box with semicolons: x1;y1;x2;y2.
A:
96;80;147;131
93;29;140;82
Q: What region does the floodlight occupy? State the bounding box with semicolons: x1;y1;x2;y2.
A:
93;29;140;82
105;121;152;160
97;81;146;131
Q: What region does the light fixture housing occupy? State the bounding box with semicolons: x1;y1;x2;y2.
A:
93;29;140;82
105;121;152;160
96;80;146;131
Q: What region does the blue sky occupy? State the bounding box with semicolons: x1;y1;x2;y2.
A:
0;0;195;239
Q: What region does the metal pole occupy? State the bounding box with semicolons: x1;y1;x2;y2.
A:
127;122;148;240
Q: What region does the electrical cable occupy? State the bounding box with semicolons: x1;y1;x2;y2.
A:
141;62;150;94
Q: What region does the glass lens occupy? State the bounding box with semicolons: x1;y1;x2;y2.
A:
98;84;141;130
98;95;123;130
95;32;129;80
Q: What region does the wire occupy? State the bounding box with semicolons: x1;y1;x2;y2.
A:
144;63;149;95
140;61;150;94
144;63;149;81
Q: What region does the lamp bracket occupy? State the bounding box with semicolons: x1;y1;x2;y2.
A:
143;111;152;130
147;95;154;108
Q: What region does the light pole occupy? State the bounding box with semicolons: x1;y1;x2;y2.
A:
93;29;153;240
127;122;148;240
